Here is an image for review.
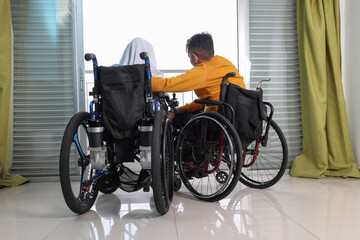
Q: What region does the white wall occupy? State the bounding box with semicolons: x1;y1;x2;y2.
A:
342;0;360;165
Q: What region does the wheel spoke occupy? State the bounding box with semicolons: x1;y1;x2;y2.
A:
177;112;241;201
240;120;288;189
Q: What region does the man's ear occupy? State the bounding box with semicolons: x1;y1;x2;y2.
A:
193;54;201;64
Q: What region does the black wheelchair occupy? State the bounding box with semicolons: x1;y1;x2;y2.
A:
59;52;177;215
175;72;289;201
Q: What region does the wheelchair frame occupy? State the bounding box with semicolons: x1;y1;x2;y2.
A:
59;52;177;215
176;72;288;194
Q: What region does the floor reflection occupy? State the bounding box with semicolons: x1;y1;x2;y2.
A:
62;187;291;240
64;193;172;240
4;176;360;239
174;188;288;240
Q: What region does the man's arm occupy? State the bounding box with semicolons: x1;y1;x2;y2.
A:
152;64;207;92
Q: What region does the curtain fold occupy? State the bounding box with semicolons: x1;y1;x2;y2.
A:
290;0;360;178
0;0;28;187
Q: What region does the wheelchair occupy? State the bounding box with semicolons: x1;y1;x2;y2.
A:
175;73;288;200
59;52;176;215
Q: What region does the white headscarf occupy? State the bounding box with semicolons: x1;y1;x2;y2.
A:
119;37;164;77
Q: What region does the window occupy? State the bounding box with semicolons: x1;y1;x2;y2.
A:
82;0;238;106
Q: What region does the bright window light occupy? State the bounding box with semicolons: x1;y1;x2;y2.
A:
83;0;238;70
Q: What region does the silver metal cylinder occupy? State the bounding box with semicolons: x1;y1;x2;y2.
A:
139;146;151;169
138;119;153;169
89;146;107;169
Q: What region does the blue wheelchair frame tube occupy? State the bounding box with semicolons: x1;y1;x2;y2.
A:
92;58;98;81
155;99;159;112
140;53;156;116
144;56;152;99
90;101;95;119
145;58;151;80
87;55;109;178
90;57;98;119
73;133;85;159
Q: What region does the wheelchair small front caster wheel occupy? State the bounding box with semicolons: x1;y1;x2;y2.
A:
143;176;151;192
216;171;228;184
174;176;182;192
99;176;118;194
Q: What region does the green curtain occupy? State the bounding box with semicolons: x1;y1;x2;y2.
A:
0;0;28;187
290;0;360;178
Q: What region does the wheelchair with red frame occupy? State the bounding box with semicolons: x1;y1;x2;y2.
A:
174;73;289;201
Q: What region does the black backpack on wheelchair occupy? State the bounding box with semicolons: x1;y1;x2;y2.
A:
221;75;268;149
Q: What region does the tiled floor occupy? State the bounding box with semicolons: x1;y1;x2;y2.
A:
1;174;360;240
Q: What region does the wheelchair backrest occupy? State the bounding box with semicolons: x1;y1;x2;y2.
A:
222;83;268;148
97;64;146;139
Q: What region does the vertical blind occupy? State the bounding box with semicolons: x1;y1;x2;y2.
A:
11;0;76;178
249;0;302;165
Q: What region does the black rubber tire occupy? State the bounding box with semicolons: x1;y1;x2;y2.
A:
59;112;99;214
240;119;288;189
176;111;242;202
151;110;174;215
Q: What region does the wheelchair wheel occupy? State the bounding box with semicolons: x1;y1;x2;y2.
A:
240;119;288;189
99;175;118;194
59;112;99;214
176;112;242;202
151;110;174;215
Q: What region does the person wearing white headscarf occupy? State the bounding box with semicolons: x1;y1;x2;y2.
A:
119;37;164;77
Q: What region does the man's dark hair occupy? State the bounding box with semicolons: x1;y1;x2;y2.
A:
186;32;214;60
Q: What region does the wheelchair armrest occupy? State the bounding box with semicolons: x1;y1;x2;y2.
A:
194;99;221;106
153;92;169;100
194;99;236;125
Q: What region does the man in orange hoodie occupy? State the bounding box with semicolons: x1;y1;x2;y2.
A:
152;32;245;127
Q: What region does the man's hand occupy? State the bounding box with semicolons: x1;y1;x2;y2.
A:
168;112;175;121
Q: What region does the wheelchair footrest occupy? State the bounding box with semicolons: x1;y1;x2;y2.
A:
142;176;151;192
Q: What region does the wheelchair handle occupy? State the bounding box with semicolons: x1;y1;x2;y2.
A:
140;52;153;104
220;72;236;102
140;52;149;60
222;72;236;85
140;52;151;78
85;53;97;62
256;78;271;89
85;53;98;81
